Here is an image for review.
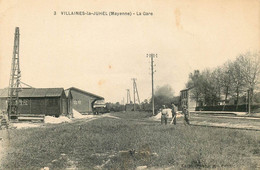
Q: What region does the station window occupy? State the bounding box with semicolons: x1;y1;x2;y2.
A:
73;99;81;105
19;99;28;105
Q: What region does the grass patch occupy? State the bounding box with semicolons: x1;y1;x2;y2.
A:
109;111;152;119
1;111;260;169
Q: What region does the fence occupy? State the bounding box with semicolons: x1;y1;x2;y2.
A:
196;104;260;113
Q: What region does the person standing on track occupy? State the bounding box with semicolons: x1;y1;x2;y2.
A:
182;105;190;125
161;105;168;125
171;103;177;125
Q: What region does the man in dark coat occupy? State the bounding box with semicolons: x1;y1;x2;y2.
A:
182;105;190;125
171;103;177;125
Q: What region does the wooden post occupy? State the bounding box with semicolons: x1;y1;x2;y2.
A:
248;89;251;114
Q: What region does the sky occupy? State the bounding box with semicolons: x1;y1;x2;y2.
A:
0;0;259;103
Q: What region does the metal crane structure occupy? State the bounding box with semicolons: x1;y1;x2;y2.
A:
131;78;140;111
7;27;22;120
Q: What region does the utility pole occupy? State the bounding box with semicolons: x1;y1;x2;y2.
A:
7;27;21;120
131;78;140;111
248;88;252;114
147;53;157;116
126;89;131;104
132;78;136;111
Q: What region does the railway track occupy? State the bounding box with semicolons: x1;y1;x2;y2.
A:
192;113;260;120
190;113;260;131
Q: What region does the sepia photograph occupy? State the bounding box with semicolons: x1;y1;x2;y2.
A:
0;0;259;169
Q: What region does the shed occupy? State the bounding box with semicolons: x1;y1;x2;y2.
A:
0;88;68;117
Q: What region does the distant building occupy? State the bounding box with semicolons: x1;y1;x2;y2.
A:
125;104;141;111
125;104;134;111
65;87;104;114
0;88;68;117
180;87;197;111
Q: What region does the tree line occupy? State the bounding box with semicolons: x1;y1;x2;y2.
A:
186;51;260;108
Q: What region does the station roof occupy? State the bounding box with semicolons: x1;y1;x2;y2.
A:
66;87;104;100
0;88;64;98
180;87;194;92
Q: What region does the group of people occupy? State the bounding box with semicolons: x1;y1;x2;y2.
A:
160;103;190;125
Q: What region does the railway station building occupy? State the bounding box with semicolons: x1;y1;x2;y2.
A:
180;87;198;111
65;87;104;114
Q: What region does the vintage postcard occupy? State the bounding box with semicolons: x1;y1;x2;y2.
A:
0;0;259;169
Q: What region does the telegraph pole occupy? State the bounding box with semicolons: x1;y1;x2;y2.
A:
248;88;252;114
147;53;157;115
132;78;136;111
126;89;131;104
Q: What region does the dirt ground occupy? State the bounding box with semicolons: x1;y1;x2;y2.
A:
0;129;10;169
0;112;260;169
